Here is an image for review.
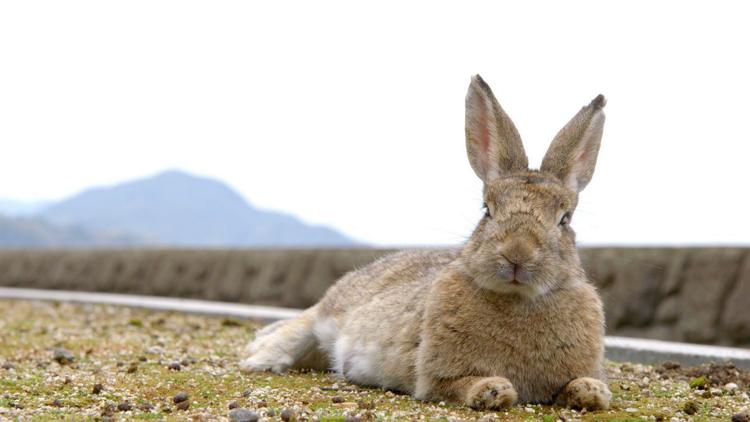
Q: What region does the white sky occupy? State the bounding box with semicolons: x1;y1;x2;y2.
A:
1;1;749;247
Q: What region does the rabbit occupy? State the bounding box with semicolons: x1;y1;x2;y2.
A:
240;75;611;411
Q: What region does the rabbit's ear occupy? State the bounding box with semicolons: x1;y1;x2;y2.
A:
465;75;528;183
541;95;606;193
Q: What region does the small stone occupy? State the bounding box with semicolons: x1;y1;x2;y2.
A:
53;348;75;365
683;400;699;415
228;401;239;410
357;401;374;410
524;407;535;413
167;362;181;371
625;408;638;413
173;391;189;404
732;411;750;422
256;399;267;407
242;389;253;398
138;356;148;362
1;362;15;370
725;382;739;392
92;383;104;394
117;402;133;412
332;396;345;404
662;361;680;370
139;403;154;412
51;399;63;407
147;346;165;355
175;400;190;411
127;363;138;373
280;408;296;422
229;408;259;422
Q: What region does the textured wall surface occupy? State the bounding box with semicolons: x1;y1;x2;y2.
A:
0;248;748;346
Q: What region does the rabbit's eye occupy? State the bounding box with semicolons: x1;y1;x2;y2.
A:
482;203;491;218
558;212;571;226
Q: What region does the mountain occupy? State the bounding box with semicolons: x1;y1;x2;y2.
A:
0;199;51;217
38;170;354;247
0;215;141;247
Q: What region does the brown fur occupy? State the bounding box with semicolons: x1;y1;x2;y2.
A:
240;75;611;410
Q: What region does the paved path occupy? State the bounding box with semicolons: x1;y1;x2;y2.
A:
2;286;749;368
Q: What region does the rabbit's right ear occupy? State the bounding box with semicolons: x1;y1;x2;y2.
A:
465;75;528;183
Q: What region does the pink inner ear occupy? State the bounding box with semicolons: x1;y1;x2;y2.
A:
478;101;491;178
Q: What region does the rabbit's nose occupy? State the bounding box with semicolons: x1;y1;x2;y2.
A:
500;240;538;266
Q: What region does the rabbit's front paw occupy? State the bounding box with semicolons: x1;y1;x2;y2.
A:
465;377;518;410
557;377;611;410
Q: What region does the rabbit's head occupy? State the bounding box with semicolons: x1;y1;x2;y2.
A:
459;75;605;298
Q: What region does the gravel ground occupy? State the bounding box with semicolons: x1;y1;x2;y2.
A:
1;300;749;421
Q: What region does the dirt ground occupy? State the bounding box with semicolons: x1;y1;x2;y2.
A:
1;299;749;421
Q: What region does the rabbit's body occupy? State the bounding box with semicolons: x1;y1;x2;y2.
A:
242;76;612;410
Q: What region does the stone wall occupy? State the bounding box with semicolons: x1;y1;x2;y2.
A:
0;247;748;346
581;248;750;347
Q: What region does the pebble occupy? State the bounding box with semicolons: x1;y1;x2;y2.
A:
175;400;190;411
625;408;638;413
92;383;104;394
725;382;739;392
242;389;253;398
280;408;296;421
167;362;181;371
732;411;750;422
683;400;698;415
524;407;535;413
332;396;345;404
117;402;133;412
173;391;189;404
147;346;165;355
53;348;75;365
228;401;239;410
662;361;681;370
229;408;259;422
1;362;15;370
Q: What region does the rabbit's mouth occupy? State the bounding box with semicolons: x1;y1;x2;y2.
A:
467;263;547;299
496;263;533;284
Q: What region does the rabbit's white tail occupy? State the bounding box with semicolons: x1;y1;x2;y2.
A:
239;305;328;373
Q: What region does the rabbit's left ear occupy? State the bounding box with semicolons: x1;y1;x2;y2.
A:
541;95;606;193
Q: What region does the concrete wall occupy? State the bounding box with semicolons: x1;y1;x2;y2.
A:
0;247;748;347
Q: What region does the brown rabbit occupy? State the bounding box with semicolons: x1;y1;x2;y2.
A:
240;75;611;410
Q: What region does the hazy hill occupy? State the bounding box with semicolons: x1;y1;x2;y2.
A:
0;215;141;247
38;170;354;247
0;200;51;217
